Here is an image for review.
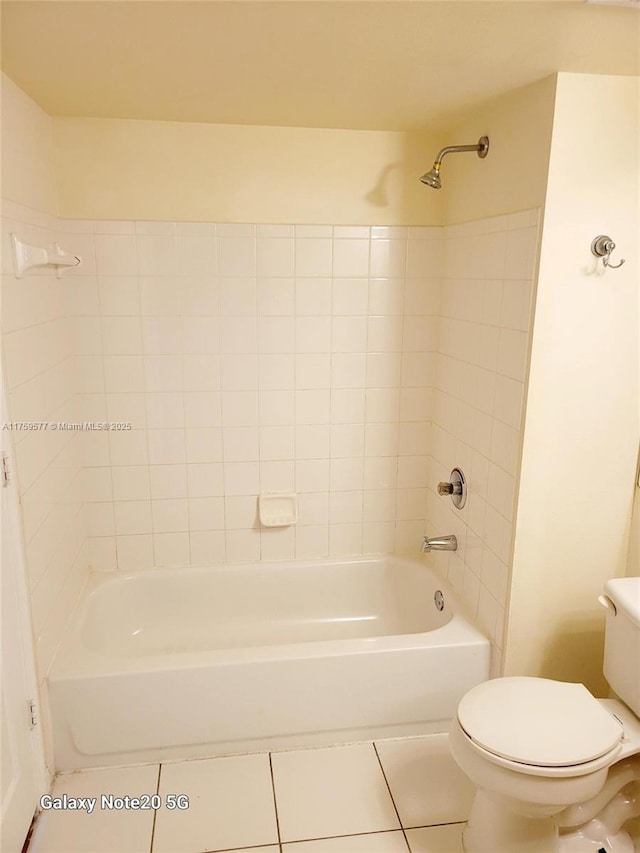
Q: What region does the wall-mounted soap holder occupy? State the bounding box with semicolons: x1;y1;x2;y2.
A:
258;493;298;527
11;234;82;279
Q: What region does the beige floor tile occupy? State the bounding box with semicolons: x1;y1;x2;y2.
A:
284;831;409;853
375;735;475;828
405;824;464;853
152;754;278;853
28;764;159;853
272;744;400;843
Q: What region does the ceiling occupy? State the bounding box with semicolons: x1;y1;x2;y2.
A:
1;1;638;131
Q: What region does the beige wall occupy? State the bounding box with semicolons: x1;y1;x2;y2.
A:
50;78;557;229
0;73;58;216
443;76;556;226
504;74;640;695
52;118;443;226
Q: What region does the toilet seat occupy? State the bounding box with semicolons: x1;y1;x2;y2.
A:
457;677;623;772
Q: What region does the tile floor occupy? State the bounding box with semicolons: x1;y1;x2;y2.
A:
28;734;473;853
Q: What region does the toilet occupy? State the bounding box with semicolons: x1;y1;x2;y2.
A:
449;576;640;852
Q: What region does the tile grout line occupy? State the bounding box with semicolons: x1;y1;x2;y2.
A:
149;763;162;853
372;742;411;853
268;752;283;852
279;828;412;847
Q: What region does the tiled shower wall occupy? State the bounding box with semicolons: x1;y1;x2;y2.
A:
3;206;537;688
424;209;540;664
1;200;89;694
72;221;439;570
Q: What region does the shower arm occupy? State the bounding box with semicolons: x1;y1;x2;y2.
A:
432;140;488;169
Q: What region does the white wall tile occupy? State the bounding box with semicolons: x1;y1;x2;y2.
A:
189;497;225;531
332;278;369;316
116;534;153;569
185;428;223;463
295;239;332;277
295;354;331;390
217;237;256;277
219;317;258;353
190;530;226;564
332;239;370;277
256;238;294;277
259;390;294;426
179;278;218;315
295;317;331;353
261;527;295;561
101;317;142;354
98;276;139;315
295;390;331;425
295;425;330;459
222;462;259;496
112;466;150;501
114;500;152;535
259;354;295;390
296;459;330;492
331;353;366;389
137;236;176;276
331;317;367;353
370;239;407;278
259;317;295;353
221;391;259;426
260;426;295;461
176;235;216;276
94;235;137;276
145;392;184;429
152;499;189;533
257;278;295;316
219;278;257;316
181;317;219;353
150;464;188;499
141;316;181;354
295;278;332;316
223;427;260;462
295;525;329;559
184;392;222;428
298;492;329;525
226;528;261;562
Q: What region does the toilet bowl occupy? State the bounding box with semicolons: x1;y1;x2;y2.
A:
449;576;640;852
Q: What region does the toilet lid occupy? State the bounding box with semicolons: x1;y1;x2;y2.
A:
458;677;622;767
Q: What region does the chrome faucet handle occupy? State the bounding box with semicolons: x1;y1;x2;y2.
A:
437;468;467;509
437;480;460;496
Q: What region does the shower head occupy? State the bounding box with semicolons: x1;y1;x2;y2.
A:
420;135;489;189
420;167;442;189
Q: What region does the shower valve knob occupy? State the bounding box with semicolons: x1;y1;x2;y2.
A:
437;468;467;509
437;481;456;496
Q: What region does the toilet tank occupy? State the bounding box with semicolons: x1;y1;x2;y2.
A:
601;577;640;716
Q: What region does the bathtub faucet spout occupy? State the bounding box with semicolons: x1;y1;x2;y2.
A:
422;535;457;553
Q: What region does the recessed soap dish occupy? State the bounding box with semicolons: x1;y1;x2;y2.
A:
258;493;298;527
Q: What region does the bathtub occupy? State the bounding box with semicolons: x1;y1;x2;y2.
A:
49;555;490;770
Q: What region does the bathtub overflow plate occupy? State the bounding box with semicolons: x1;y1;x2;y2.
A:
434;590;445;612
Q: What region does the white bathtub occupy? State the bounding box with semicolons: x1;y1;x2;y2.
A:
49;556;490;770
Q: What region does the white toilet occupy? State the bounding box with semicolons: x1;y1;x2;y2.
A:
449;576;640;852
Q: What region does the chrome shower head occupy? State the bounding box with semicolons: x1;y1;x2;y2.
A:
420;167;441;189
420;135;489;189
